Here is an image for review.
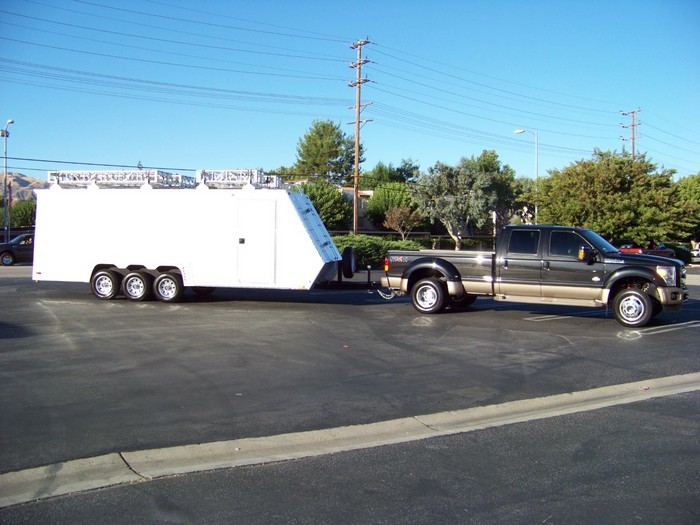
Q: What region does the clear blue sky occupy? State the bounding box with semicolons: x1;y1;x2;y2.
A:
1;0;699;183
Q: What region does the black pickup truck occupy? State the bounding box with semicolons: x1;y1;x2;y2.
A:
381;225;688;327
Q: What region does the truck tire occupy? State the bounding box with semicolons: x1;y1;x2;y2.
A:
153;272;183;303
613;288;653;327
1;252;15;266
91;270;121;300
341;246;356;278
122;271;153;301
411;278;447;314
450;293;477;309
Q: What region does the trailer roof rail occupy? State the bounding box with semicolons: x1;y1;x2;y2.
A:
196;169;283;189
48;170;196;188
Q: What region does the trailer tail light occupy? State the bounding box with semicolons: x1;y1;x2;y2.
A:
384;256;389;272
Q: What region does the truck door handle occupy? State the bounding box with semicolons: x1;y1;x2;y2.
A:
542;261;550;270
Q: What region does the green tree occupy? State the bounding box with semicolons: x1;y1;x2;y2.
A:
293;120;362;186
362;159;419;190
674;172;700;240
539;150;693;243
511;176;537;224
10;199;35;227
411;150;499;250
294;181;352;230
365;181;413;227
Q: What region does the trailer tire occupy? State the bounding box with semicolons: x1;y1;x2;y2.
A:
91;270;121;300
153;272;183;303
122;271;153;301
613;288;653;327
411;278;447;314
1;252;15;266
341;246;356;278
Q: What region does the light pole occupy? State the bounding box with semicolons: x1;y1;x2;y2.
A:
514;128;538;224
2;119;14;243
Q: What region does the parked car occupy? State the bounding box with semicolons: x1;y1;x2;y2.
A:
617;240;676;259
0;233;34;266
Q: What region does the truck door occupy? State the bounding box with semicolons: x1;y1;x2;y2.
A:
541;230;603;300
237;198;276;285
496;229;542;297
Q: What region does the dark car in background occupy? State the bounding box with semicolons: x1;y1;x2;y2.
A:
0;233;34;266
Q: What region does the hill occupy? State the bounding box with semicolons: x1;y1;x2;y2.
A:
5;173;50;201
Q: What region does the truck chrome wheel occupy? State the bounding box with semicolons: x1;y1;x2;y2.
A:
411;278;447;314
613;288;652;328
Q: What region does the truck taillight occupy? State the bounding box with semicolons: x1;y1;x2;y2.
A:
384;256;389;272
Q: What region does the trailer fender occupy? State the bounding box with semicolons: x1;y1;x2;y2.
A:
401;258;463;297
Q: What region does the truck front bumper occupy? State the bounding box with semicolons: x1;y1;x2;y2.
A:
656;285;688;311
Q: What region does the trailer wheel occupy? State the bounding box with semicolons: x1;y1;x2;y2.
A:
153;272;183;303
613;288;652;327
122;271;153;301
411;278;447;314
1;252;15;266
91;270;121;300
341;246;356;278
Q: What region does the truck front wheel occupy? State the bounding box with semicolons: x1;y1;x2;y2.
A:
613;288;652;327
411;278;447;314
91;270;121;300
153;272;183;303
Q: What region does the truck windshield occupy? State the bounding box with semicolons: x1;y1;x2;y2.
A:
580;230;620;254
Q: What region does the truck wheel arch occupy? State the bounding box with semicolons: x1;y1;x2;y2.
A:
404;258;460;294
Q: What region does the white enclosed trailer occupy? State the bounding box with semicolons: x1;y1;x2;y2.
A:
33;171;352;302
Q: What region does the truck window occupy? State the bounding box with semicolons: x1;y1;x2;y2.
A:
508;230;540;254
550;231;585;258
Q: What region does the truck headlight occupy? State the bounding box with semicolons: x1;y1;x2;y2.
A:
656;266;676;286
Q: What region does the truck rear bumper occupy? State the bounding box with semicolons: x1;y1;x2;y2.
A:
381;275;402;290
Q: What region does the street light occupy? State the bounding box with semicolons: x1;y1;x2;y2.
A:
2;119;14;243
514;128;538;224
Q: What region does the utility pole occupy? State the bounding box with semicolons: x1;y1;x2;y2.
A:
621;109;640;160
349;38;371;235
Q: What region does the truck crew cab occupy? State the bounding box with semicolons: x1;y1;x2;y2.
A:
382;225;688;327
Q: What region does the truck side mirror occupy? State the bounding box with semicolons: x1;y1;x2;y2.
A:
578;245;596;263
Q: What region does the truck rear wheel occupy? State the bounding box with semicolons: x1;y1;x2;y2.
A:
122;271;153;301
450;293;477;309
613;288;652;327
411;278;447;314
91;270;121;300
153;272;183;303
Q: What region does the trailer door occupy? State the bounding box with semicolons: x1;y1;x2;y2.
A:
237;198;276;285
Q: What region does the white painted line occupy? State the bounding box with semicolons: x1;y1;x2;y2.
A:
2;373;699;508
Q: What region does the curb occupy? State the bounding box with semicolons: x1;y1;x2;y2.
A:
2;372;699;508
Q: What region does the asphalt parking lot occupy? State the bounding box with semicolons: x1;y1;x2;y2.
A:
1;265;699;520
